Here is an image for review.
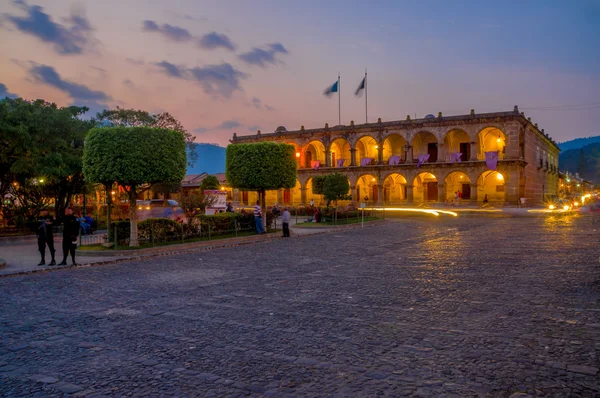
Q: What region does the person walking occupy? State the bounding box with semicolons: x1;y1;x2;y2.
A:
36;208;56;266
281;207;291;238
254;200;264;234
59;207;80;265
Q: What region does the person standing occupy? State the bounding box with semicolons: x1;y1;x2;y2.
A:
281;207;291;238
59;207;80;265
36;208;56;266
254;200;264;234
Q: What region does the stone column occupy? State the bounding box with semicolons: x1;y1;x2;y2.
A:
437;144;444;162
437;183;445;203
277;189;283;204
351;185;358;203
300;187;307;205
350;148;357;167
324;150;331;167
470;142;478;161
377;146;383;165
377;185;384;205
469;184;478;202
406;146;413;162
406;185;414;203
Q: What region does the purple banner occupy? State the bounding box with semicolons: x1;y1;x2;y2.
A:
450;152;462;163
485;151;498;170
416;154;430;168
388;155;401;165
337;158;345;167
360;157;373;167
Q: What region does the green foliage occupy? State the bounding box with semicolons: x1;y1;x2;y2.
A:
559;143;600;184
95;107;197;167
0;98;92;220
138;218;181;242
199;175;221;192
178;189;216;219
312;175;326;195
83;126;187;186
323;172;351;202
113;220;131;245
226;143;297;190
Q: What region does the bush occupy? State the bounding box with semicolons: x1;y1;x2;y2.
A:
138;218;182;242
113;220;130;246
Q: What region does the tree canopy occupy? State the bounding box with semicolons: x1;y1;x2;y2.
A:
225;143;296;191
322;173;350;203
199;175;221;192
83;126;187;246
311;175;327;195
95;107;197;167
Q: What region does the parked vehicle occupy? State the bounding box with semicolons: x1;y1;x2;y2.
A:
137;199;183;220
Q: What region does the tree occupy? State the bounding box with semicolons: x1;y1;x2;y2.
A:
95;107;197;167
199;175;221;192
311;175;327;195
83;127;186;246
179;189;216;220
226;142;296;226
323;173;350;205
0;98;92;222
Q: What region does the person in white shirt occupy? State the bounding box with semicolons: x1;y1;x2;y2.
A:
281;207;291;237
253;201;264;234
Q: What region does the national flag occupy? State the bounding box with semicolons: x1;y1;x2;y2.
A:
355;77;366;96
323;80;339;97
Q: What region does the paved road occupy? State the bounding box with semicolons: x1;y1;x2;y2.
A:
1;215;599;397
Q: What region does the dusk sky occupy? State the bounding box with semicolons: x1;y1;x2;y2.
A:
1;0;599;146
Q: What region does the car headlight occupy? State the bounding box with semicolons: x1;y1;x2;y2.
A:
548;205;555;210
563;205;570;210
574;202;579;206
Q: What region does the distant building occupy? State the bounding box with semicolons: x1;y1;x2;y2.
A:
230;107;560;206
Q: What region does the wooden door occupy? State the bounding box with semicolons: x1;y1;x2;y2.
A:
283;189;291;204
462;183;471;200
427;182;438;201
331;152;336;167
459;142;470;162
372;185;378;203
305;151;312;168
242;191;248;204
427;143;438;162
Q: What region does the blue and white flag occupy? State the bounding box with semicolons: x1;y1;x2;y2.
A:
323;80;339;97
355;77;366;96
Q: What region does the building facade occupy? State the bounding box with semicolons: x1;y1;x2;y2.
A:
230;107;561;206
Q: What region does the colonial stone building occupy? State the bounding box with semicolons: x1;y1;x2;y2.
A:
230;107;560;206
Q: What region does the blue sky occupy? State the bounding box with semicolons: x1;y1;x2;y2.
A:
1;0;599;145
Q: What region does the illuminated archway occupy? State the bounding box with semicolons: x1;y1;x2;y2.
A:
411;131;438;162
383;134;407;162
288;179;301;205
330;138;351;167
478;127;506;160
477;170;505;203
306;177;324;206
383;173;408;204
443;129;471;162
356;174;378;203
413;172;438;202
304;140;325;168
444;171;471;202
356;135;378;166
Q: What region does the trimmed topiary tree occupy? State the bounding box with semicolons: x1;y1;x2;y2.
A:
226;142;296;226
311;175;327;195
323;172;350;206
83;126;186;246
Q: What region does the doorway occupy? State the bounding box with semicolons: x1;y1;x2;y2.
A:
427;182;438;201
372;185;378;203
427;143;438;162
461;183;471;200
305;151;312;168
283;189;291;204
459;142;470;162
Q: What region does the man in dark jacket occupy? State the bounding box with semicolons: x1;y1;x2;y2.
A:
36;208;56;266
59;207;80;265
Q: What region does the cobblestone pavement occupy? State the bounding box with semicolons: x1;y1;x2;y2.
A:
1;215;599;397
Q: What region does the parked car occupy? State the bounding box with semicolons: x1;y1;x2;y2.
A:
137;199;183;220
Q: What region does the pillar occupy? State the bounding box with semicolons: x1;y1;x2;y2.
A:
300;187;307;205
277;189;283;205
350;148;357;167
377;184;384;205
406;146;413;162
324;150;331;167
470;141;478;161
469;184;478;202
406;185;414;203
437;183;445;203
351;185;358;203
377;146;383;165
437;144;444;162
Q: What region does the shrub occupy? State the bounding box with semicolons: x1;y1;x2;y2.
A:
138;218;182;242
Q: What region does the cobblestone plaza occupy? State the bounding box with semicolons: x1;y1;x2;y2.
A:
1;216;599;397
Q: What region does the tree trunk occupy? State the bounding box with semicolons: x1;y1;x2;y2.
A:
105;183;112;243
128;186;139;246
261;189;267;232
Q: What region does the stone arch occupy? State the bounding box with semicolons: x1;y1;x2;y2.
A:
477;170;506;203
355;135;378;166
382;133;407;163
411;131;438;162
443;129;471;162
444;171;472;202
383;173;408;204
302;140;326;168
413;172;438;202
356;173;379;204
477;126;506;161
305;176;324;206
329;137;351;168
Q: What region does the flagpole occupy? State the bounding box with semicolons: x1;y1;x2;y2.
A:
365;69;368;124
338;73;341;126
